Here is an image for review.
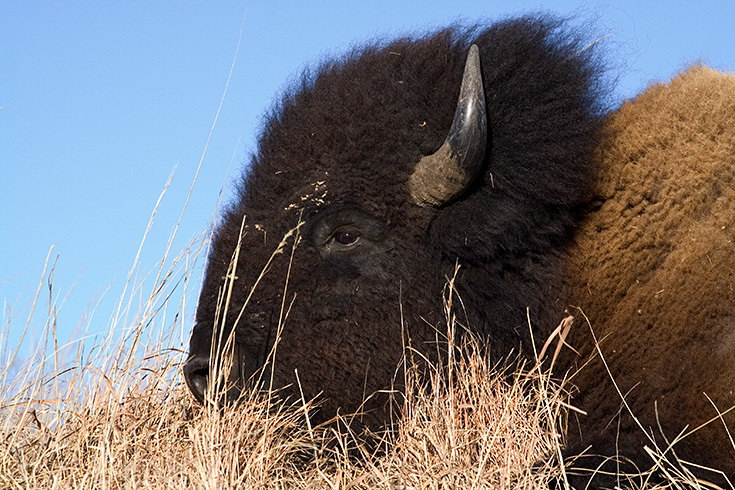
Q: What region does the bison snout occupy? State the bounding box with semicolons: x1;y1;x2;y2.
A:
183;352;249;405
183;355;210;404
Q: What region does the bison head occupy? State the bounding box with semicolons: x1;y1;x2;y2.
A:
184;17;602;429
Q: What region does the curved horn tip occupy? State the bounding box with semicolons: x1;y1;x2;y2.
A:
409;44;488;207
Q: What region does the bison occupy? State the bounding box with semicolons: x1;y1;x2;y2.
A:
184;15;735;481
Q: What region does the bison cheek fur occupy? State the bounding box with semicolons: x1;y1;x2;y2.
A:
187;202;446;428
187;217;468;433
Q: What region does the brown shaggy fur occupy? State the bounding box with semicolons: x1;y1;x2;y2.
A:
562;66;735;479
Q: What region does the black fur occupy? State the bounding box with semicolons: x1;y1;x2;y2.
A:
189;13;602;446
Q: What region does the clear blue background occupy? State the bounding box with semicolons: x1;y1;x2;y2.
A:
2;1;734;366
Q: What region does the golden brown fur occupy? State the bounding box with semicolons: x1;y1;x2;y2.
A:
563;66;735;479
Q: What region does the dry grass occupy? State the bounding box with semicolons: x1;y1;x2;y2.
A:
0;336;569;489
1;229;576;489
2;233;732;489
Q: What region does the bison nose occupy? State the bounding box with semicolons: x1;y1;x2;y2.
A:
183;355;210;404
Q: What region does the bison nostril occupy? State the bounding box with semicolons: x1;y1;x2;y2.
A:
183;356;210;404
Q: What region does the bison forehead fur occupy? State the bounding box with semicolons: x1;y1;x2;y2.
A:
184;14;735;481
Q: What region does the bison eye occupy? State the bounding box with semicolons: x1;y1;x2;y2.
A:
332;230;360;247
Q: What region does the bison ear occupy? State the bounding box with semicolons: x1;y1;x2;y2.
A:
409;44;487;207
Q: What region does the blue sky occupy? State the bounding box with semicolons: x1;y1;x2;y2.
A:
2;1;734;365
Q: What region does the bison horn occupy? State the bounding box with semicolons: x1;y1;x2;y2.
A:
409;44;487;206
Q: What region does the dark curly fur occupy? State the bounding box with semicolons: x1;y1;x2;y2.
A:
185;14;734;481
188;14;603;419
